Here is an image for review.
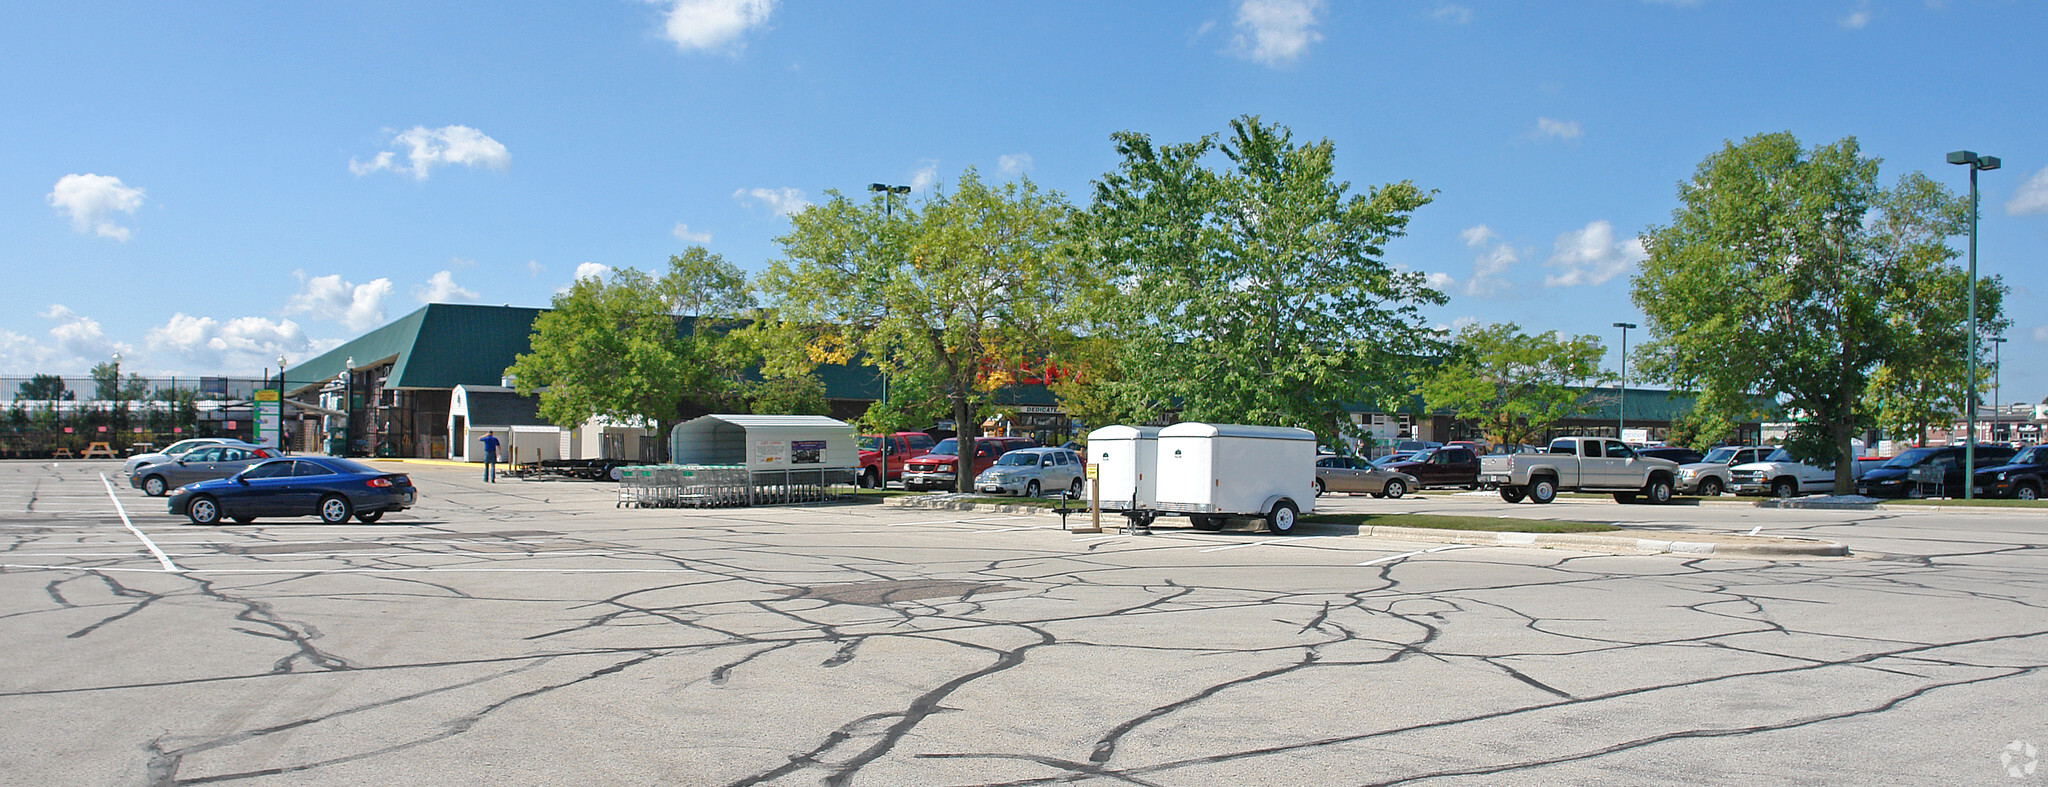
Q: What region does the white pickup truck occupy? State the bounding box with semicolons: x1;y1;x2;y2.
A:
1478;436;1682;504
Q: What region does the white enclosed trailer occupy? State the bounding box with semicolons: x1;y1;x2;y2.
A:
1151;422;1318;533
1085;425;1161;521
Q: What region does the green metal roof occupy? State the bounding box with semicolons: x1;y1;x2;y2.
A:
283;304;544;395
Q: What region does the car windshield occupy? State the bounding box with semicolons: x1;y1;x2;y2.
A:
1883;447;1940;468
856;435;880;452
928;439;958;456
2011;446;2043;465
1765;448;1792;462
994;452;1037;467
165;440;212;456
1702;447;1740;463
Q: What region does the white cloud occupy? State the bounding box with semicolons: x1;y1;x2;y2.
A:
1543;220;1646;287
1230;0;1324;66
574;262;610;282
1425;272;1457;290
733;187;811;217
1838;10;1871;28
998;154;1033;175
1432;4;1472;23
349;125;510;180
1536;117;1582;140
449;256;478;269
1435;224;1519;297
526;260;545;278
0;306;133;374
42;305;129;359
47;174;145;241
2007;167;2048;215
413;270;478;304
672;223;712;243
284;272;394;332
1460;225;1499;246
144;313;326;373
2033;324;2048;343
651;0;776;53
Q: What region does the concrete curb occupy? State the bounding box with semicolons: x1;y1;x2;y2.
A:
883;497;1849;557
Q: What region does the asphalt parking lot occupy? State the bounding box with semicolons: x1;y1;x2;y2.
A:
3;459;2045;785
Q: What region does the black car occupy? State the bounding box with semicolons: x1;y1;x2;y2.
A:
1637;446;1705;465
1972;445;2048;500
1856;444;2018;499
168;456;416;524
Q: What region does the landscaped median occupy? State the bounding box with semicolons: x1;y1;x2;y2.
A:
883;494;1848;558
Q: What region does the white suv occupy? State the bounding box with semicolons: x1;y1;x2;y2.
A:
974;447;1086;498
1675;446;1772;497
1728;448;1841;497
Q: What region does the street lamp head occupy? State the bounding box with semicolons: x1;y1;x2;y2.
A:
1612;322;1636;330
1977;155;2000;171
868;183;888;192
890;185;911;195
1948;150;1977;166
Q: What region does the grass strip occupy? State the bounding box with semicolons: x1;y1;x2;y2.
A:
1303;512;1618;533
1876;498;2048;508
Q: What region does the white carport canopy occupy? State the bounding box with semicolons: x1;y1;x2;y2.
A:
667;414;856;472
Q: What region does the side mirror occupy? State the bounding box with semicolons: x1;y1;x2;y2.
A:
235;475;250;485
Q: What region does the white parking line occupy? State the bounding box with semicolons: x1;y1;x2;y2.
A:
1198;535;1339;553
1072;534;1125;543
1358;544;1473;566
0;564;699;575
98;474;179;572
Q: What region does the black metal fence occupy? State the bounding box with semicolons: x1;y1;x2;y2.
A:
2;375;301;459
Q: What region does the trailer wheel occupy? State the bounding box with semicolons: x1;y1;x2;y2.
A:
1264;500;1299;534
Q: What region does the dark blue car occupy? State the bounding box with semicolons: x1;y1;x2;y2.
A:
168;456;416;525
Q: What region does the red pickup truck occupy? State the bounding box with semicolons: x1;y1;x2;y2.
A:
902;436;1036;492
857;432;937;489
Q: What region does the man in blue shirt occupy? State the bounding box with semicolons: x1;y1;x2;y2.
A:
480;432;500;483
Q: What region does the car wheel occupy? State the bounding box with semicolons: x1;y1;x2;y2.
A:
1264;500;1299;534
356;510;384;523
187;495;221;525
1645;476;1674;505
1314;479;1326;497
318;495;354;524
1068;478;1084;499
1498;486;1526;504
861;468;880;489
1527;478;1557;504
1771;478;1797;498
2016;483;2039;501
1698;477;1724;497
1025;480;1040;498
143;475;168;497
1383;479;1407;499
1614;493;1638;504
1190;515;1224;531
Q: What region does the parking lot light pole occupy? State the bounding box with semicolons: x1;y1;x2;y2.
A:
1612;322;1635;441
277;354;288;453
1948;150;1999;499
1991;336;2007;442
869;182;912;404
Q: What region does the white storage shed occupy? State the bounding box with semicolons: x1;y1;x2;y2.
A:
667;414;857;472
1086;425;1162;513
1154;422;1317;532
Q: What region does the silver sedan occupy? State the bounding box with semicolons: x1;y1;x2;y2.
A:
1316;456;1420;499
129;444;279;496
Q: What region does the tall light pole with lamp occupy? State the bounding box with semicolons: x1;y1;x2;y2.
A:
1612;322;1635;442
868;183;912;406
1990;336;2007;443
276;354;288;453
1948;150;1998;499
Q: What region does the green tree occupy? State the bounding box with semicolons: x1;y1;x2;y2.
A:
756;169;1082;491
16;374;71;401
505;249;755;452
89;363;149;402
1631;133;2004;493
1072;116;1444;446
1412;322;1608;448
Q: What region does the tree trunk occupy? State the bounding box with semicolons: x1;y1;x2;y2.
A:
953;388;978;494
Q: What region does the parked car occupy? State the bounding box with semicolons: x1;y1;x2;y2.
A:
1674;446;1772;497
1637;446;1705;465
901;436;1036;491
1478;436;1680;504
168;456;416;524
122;438;239;476
129;444;280;496
1371;451;1425;468
1315;456;1417;498
1391;440;1442;454
1857;444;2020;499
1377;446;1481;489
1970;444;2047;500
974;447;1086;498
1728;448;1844;497
855;431;937;489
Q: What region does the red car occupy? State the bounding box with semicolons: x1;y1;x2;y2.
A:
901;436;1036;492
856;432;938;488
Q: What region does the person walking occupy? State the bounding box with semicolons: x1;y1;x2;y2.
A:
481;431;500;483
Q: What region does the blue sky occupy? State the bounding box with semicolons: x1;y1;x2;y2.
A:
6;1;2044;407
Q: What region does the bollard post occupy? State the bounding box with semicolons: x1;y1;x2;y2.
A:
1074;464;1104;534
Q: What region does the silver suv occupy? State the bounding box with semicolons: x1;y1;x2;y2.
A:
974;447;1085;498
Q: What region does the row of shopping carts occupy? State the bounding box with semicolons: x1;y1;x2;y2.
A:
616;464;859;508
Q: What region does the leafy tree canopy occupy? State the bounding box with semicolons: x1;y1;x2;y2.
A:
15;374;71;401
1412;322;1607;448
1073;115;1444;446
